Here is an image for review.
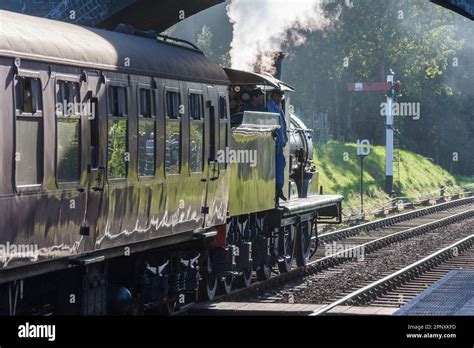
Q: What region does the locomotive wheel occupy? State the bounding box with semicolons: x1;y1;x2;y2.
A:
278;224;296;273
255;215;272;281
256;264;272;281
236;216;252;288
296;220;315;267
199;256;218;301
216;218;236;295
200;271;218;301
219;273;234;294
126;300;144;316
159;300;177;315
240;268;252;288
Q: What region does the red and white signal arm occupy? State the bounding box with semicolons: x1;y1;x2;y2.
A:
348;83;391;92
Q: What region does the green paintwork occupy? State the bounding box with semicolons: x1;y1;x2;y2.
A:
228;125;277;216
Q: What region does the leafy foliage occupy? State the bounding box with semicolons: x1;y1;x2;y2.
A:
173;0;474;176
108;120;128;179
284;0;473;175
197;25;214;57
314;141;467;214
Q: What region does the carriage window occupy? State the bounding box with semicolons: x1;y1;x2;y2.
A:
90;100;100;169
209;103;216;162
107;86;128;179
56;81;80;116
165;121;181;175
16;77;43;114
165;90;181;174
108;85;127;117
219;96;227;119
139;88;155;118
56;81;81;183
165;91;181;119
219;96;228;170
189;93;204;120
189;93;204;173
138;88;156;177
15;76;43;187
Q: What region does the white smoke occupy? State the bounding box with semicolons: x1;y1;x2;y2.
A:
227;0;331;74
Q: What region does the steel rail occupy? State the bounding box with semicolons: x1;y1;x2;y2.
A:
310;234;474;316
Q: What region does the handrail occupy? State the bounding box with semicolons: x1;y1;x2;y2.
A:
114;24;202;52
156;34;202;52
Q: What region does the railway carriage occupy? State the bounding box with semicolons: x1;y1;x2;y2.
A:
0;10;342;315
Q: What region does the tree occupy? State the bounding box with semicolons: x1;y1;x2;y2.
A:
197;25;214;57
283;0;472;174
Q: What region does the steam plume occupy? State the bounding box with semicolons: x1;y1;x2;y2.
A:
227;0;330;74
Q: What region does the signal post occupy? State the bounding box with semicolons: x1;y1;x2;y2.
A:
348;72;400;194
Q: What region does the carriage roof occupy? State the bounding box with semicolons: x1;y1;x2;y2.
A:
0;10;229;85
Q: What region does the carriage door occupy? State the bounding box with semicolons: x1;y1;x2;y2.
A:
80;71;106;243
202;86;219;227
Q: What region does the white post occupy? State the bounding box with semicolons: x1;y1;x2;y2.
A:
385;73;394;194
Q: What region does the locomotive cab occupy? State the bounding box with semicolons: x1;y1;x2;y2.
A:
223;68;326;204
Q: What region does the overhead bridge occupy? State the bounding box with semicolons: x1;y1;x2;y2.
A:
0;0;224;30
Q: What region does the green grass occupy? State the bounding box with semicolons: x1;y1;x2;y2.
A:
314;141;474;214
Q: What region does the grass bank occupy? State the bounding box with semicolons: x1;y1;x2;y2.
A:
314;141;473;215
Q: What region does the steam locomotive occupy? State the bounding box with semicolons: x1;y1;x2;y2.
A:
0;10;342;315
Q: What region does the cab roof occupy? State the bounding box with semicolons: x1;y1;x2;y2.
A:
224;68;295;92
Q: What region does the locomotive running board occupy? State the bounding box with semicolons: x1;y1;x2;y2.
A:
280;194;343;224
70;255;105;266
193;230;218;240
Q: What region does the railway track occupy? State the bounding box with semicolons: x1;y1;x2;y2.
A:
317;196;474;248
179;197;474;315
312;234;474;315
216;208;474;301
